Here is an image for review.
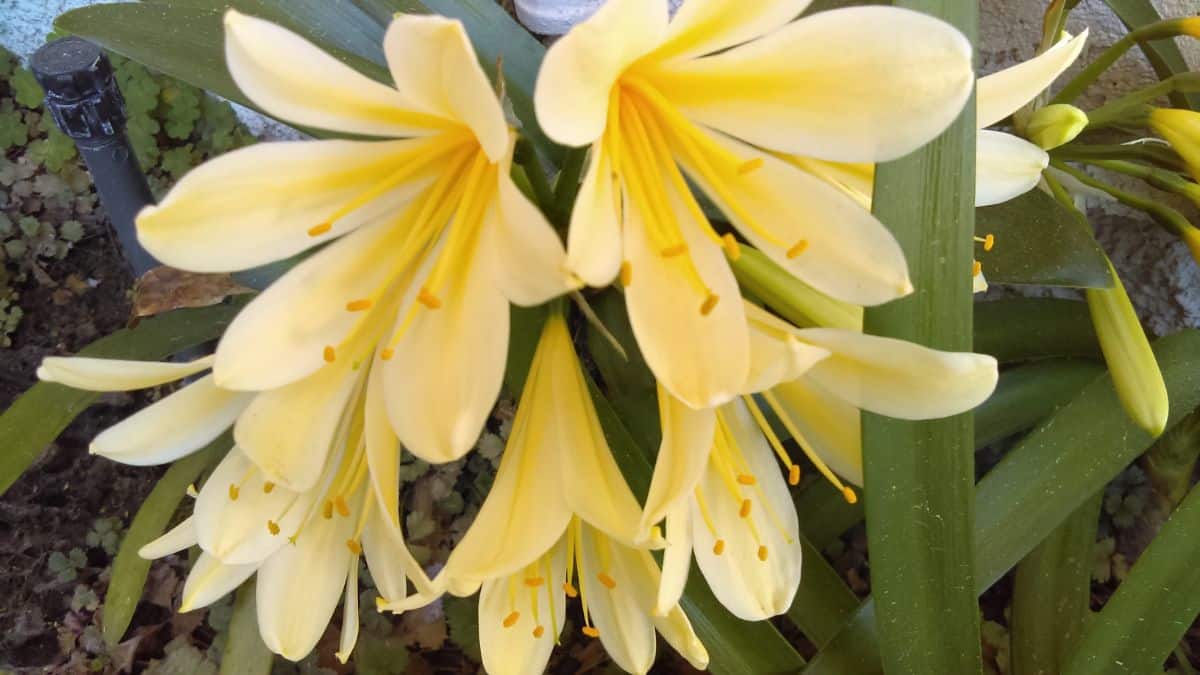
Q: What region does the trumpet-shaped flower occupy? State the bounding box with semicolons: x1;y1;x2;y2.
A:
644;303;998;618
534;0;975;408
136;11;575;465
1150;108;1200;183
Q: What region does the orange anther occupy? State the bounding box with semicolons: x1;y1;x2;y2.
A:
739;499;752;518
700;293;719;316
263;481;275;494
267;520;280;535
757;545;769;561
228;484;239;500
620;261;632;287
582;626;600;638
417;287;442;309
503;611;520;628
661;243;688;258
307;222;332;237
334;495;351;517
788;465;801;486
786;240;809;259
712;539;726;555
842;486;859;504
562;582;579;598
380;348;395;361
523;577;545;588
597;572;616;589
737;474;756;486
737;158;764;175
322;500;334;519
533;625;545;638
323;346;336;363
722;233;741;260
346;539;362;555
345;299;373;312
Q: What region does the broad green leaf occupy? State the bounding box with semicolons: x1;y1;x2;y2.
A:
977;188;1113;288
1062;481;1200;674
807;330;1200;673
860;1;981;671
974;359;1104;447
974;298;1100;363
1143;409;1200;506
790;535;859;649
1098;0;1200;111
795;480;865;551
219;580;274;675
1011;492;1103;675
105;437;226;646
0;300;247;497
584;290;660;448
503;304;548;398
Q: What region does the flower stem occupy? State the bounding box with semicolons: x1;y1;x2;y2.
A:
1049;160;1198;243
1051;142;1186;172
1052;19;1200;106
1086;73;1200;128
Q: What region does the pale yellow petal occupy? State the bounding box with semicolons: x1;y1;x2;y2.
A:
650;595;709;671
976;130;1049;207
744;302;830;393
362;504;432;603
224;10;439;137
974;270;990;294
91;377;251;466
139;516;197;560
623;184;748;409
566;142;623;286
655;500;692;617
641;386;715;533
782;156;874;210
577;524;657;674
364;367;401;526
383;240;508;463
646;6;972;162
535;0;668;146
796;328;999;420
652;0;811;62
335;560;360;664
977;31;1089;129
179;552;257;612
234;365;361;491
772;377;863;486
1150;108;1200;182
37;355;213;392
383;14;508;159
686;134;912;306
478;537;567;675
137;138;433;273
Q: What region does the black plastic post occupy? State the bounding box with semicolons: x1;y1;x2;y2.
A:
30;37;159;276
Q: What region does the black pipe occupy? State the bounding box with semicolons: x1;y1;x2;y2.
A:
30;37;159;276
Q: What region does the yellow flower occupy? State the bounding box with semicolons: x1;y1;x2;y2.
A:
642;303;998;618
1150;107;1200;183
135;11;576;465
534;0;975;408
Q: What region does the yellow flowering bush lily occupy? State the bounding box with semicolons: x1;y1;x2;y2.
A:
534;0;975;409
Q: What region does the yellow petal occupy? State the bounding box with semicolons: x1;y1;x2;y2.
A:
194;448;311;565
335;560;360;664
645;6;972;162
535;0;668;146
651;0;812;62
362;503;433;602
383;14;508;160
686;134;912;306
137;138;433;273
234;365;362;491
91;377;251;465
975;130;1049;207
772;377;863;485
577;524;657;674
655;500;692;616
179;552;256;613
546;316;649;545
974;270;990;294
139;516;197;560
224;10;440;137
566;142;623;286
1149;108;1200;183
478;537;567;675
623;184;749;409
977;31;1089;129
782;156;874;210
744;302;830;393
256;488;360;661
691;400;802;620
37;355;213;391
650;591;709;672
796;328;999;420
641;386;715;533
364;368;401;527
383;241;508;463
488;145;577;305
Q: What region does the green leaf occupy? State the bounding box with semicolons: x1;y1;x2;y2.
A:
1062;480;1200;674
105;437;225;646
1010;492;1103;675
974;298;1100;363
807;329;1200;672
860;1;980;671
0;299;248;497
1098;0;1200;111
977;188;1113;288
789;535;859;649
973;359;1104;448
794;480;865;550
218;580;273;675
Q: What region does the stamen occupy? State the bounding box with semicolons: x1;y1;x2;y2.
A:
661;243;688;258
712;539;726;555
619;260;632;287
417;287;442;309
533;625;545;638
597;572;616;590
582;626;600;638
345;299;373;312
757;545;769;561
323;346;336;363
763;391;856;499
700;293;720;316
972;260;983;277
563;582;579;598
346;539;362;555
737;158;764;175
380;348;395;361
842;486;859;504
788;465;801;486
322;500;334;519
523;577;545;588
975;234;995;252
503;611;520;628
786;240;809;259
263;481;276;494
739;499;752;518
307;222;332;237
335;495;351;517
267;520;280;535
737;474;756;486
228;484;239;501
722;233;741;260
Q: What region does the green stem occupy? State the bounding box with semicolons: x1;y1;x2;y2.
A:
1086;72;1200;128
551;146;588;226
1052;19;1200;106
1079;158;1200;206
1051;142;1187;172
730;246;863;330
1049;160;1197;241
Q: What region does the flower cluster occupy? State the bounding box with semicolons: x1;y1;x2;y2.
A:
38;1;1006;672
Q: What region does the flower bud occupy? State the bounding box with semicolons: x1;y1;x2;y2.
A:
1149;108;1200;183
1027;104;1089;150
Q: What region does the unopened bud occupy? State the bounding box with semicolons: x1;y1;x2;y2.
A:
1027;104;1089;150
1149;108;1200;183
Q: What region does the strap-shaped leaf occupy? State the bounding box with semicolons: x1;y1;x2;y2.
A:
218;580;274;675
975;298;1100;363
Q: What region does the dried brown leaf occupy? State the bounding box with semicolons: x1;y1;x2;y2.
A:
133;266;252;319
